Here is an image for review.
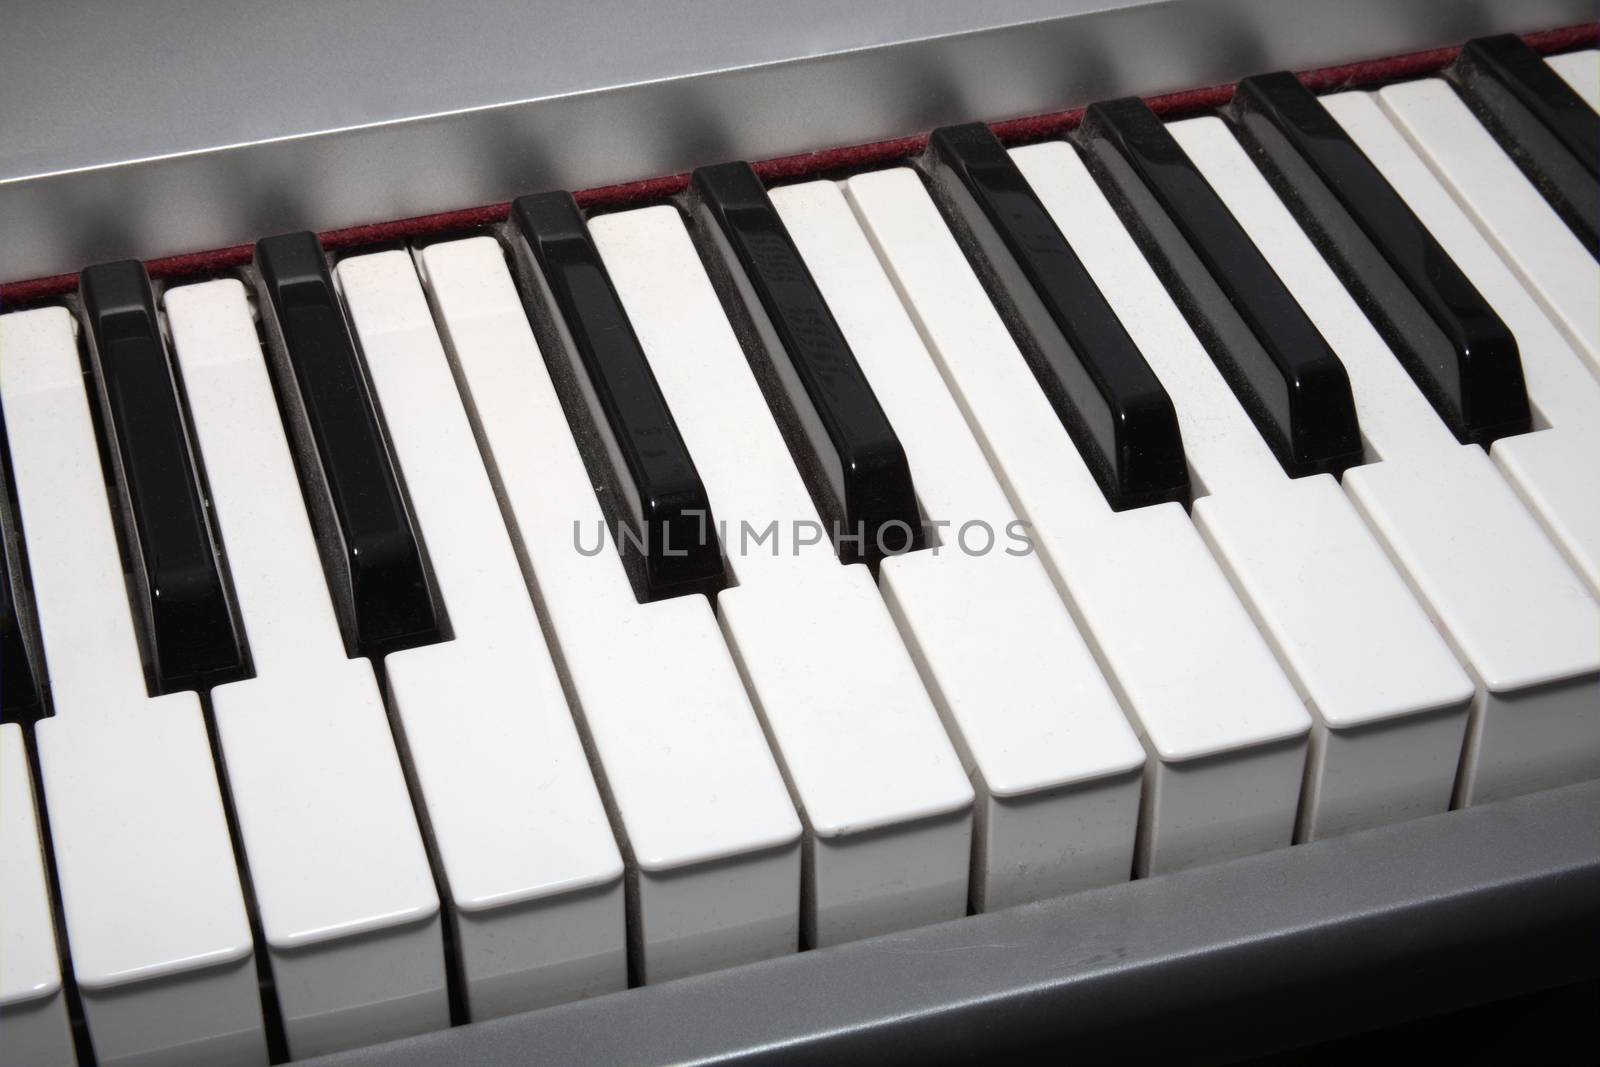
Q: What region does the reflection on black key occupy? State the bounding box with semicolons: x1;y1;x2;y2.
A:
510;192;726;601
1078;98;1364;480
916;123;1189;512
1230;72;1532;447
687;162;923;560
1;443;43;721
254;233;439;657
0;554;39;719
80;261;245;692
1448;35;1600;259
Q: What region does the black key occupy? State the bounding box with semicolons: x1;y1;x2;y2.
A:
80;261;245;692
1;438;44;721
1229;72;1533;447
0;553;39;719
254;233;439;657
1447;35;1600;259
686;162;923;559
509;192;726;601
1077;97;1364;480
916;123;1189;512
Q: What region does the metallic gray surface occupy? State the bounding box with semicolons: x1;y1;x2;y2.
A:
1;0;1593;283
302;781;1600;1065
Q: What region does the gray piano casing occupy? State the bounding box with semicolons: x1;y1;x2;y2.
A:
302;782;1600;1065
0;0;1594;285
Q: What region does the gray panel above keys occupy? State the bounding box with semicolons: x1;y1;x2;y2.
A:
1;0;1593;283
300;781;1600;1066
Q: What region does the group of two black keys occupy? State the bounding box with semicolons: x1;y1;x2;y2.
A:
0;232;446;723
3;34;1589;722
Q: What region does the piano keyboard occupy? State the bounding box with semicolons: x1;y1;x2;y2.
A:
1;25;1597;1067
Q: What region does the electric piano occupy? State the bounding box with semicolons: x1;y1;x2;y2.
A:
1;2;1597;1064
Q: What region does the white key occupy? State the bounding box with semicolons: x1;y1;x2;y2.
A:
843;163;1309;875
1326;91;1600;599
0;307;264;1067
1376;78;1600;381
163;280;445;1056
771;181;1145;909
331;252;626;1018
1546;49;1600;110
1492;425;1600;599
0;725;74;1067
414;236;800;985
1028;131;1476;840
589;206;974;946
1319;91;1600;804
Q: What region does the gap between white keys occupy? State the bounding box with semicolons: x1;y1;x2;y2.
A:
333;251;626;1018
770;179;1145;908
1071;118;1475;841
841;166;1309;875
165;278;446;1058
587;204;974;947
0;723;74;1067
0;306;264;1067
1320;91;1600;804
415;236;801;988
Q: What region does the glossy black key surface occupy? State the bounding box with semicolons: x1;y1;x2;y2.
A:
1230;72;1532;447
0;566;38;719
1447;35;1600;259
510;192;725;601
916;123;1189;512
1077;97;1363;480
687;162;923;559
1;447;43;720
80;262;244;692
255;233;439;657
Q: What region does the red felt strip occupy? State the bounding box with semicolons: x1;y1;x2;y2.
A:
2;21;1594;306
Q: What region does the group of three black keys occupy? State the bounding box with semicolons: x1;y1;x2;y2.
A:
2;34;1592;722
